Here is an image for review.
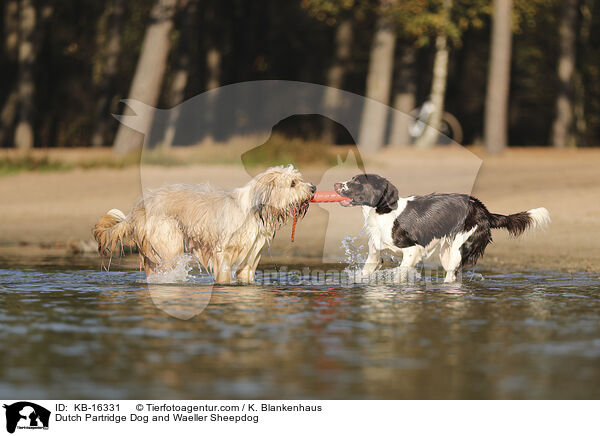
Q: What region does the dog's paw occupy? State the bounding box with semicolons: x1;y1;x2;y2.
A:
443;271;457;283
394;266;421;283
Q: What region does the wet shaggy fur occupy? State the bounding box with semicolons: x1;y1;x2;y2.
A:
93;165;315;283
335;174;551;282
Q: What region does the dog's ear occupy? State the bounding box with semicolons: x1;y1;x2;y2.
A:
376;180;398;214
250;178;274;224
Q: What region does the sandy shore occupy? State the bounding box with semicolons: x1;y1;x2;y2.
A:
1;147;599;273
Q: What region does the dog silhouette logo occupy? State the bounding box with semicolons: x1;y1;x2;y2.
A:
3;402;50;434
109;80;481;319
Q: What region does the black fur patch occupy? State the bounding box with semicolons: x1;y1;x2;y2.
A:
459;197;494;267
460;225;492;267
335;174;398;214
392;227;418;247
392;194;471;247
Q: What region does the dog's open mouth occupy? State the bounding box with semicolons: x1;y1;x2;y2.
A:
336;191;353;206
332;186;352;206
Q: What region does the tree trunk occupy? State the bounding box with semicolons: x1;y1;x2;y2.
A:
91;0;124;147
322;18;353;144
358;8;396;151
388;45;416;146
0;90;19;147
204;49;221;91
415;0;452;149
483;0;513;154
4;0;19;60
112;0;178;154
161;0;197;149
14;0;36;150
200;2;223;143
573;0;592;145
0;0;20;147
204;2;222;92
551;0;578;148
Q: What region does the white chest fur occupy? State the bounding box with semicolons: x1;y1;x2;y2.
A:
362;197;413;252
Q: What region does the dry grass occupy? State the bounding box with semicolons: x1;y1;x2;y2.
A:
0;148;140;176
0;135;343;176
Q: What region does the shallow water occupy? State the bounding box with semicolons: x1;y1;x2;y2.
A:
1;253;599;399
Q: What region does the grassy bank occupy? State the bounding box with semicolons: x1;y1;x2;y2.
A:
0;135;347;177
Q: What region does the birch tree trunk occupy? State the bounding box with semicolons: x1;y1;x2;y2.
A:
483;0;513;154
358;7;396;151
388;46;416;146
322;18;353;144
551;0;578;148
415;0;452;149
14;0;36;150
112;0;178;154
91;0;124;147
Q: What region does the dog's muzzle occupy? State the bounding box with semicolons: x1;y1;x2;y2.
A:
333;182;353;206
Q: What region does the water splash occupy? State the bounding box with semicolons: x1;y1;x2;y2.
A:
340;235;366;272
339;234;427;285
464;271;485;281
145;254;204;284
381;251;402;265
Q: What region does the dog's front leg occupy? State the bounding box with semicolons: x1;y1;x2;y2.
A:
215;265;232;284
213;253;233;284
237;237;264;284
238;253;261;284
237;266;251;283
361;240;382;277
247;253;261;282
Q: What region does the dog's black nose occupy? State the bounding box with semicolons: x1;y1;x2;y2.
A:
310;184;316;193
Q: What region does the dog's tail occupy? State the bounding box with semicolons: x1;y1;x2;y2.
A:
489;207;550;237
92;209;135;262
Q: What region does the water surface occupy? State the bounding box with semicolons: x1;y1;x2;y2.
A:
1;253;599;399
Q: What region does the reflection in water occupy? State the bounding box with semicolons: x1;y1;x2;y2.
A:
148;285;213;320
0;255;599;399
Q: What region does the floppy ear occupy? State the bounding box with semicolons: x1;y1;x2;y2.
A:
376;180;398;214
251;178;274;224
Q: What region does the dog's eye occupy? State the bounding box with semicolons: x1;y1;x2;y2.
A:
290;181;296;188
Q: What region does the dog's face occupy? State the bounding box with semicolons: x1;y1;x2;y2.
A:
334;174;398;214
251;165;316;226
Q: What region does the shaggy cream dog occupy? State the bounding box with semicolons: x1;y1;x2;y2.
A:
93;165;315;283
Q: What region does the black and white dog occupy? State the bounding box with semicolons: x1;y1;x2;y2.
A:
334;174;550;282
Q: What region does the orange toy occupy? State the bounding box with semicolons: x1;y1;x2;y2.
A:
291;190;351;242
310;190;351;203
